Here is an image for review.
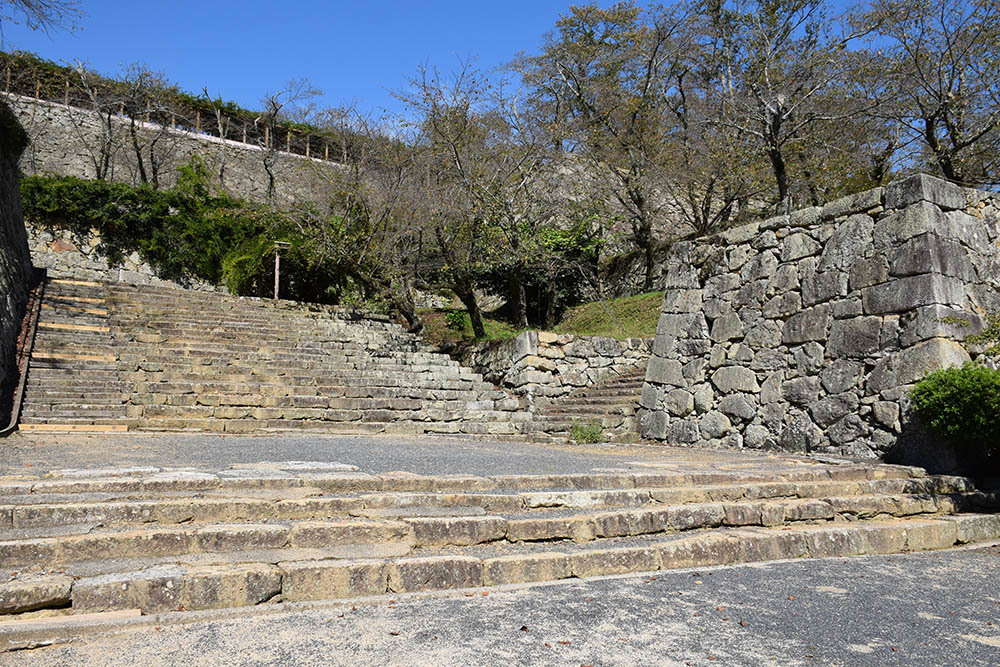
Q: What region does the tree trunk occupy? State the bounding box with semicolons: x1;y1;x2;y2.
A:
542;279;559;330
768;146;790;209
509;266;528;329
455;283;486;338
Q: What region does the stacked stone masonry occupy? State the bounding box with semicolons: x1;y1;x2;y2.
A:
639;174;1000;458
0;101;32;418
24;222;222;292
7;94;342;205
463;330;651;405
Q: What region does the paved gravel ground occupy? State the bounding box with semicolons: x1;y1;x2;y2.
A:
0;432;833;477
7;545;999;666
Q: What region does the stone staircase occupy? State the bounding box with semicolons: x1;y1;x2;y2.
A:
1;460;998;635
527;365;647;440
18;279;529;435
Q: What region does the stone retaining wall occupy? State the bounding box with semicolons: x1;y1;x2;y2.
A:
7;93;341;205
0;102;32;418
25;223;222;291
462;331;651;404
638;174;1000;459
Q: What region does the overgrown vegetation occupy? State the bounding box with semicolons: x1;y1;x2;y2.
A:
910;365;1000;459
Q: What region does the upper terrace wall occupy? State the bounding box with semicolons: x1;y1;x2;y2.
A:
6;94;341;205
638;174;1000;460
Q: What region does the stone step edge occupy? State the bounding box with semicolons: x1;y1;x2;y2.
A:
2;493;992;570
1;514;997;638
0;465;932;498
2;478;976;531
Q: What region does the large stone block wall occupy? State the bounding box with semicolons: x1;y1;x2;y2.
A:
7;94;342;205
638;174;1000;459
25;222;222;291
0;101;32;417
463;331;651;404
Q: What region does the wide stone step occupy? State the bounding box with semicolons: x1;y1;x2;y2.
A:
2;475;974;531
3;515;998;621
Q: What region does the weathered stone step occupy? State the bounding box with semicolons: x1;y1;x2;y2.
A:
0;464;927;500
0;483;984;544
4;491;990;573
3;514;997;620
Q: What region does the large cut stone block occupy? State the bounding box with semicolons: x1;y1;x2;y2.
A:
862;274;966;314
281;560;388;602
884;173;966;211
782;305;830;344
826;317;883;358
867;337;971;392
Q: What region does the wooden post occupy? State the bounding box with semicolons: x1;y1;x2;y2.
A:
5;65;10;92
35;79;40;98
170;114;175;129
145;100;150;123
264;126;269;146
242;121;247;143
286;130;291;152
195;110;200;133
64;78;69;105
324;142;329;160
305;135;309;157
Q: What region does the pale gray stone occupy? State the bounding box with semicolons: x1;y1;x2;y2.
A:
862;274;967;314
781;377;820;405
666;420;700;444
898;305;981;348
820;360;864;394
818;214;874;272
821;187;884;220
782;233;822;262
719;394;756;422
884;173;966;211
711;366;760;394
744;424;775;449
828;414;869;445
809;393;859;428
646;357;684;387
827;317;883;359
740;250;779;282
778;411;823;452
664;389;695;417
867;338;971;392
782;305;830;344
793;342;825;374
889;233;975;281
693;384;714;413
763;292;801;318
801;270;848;306
873;401;900;431
700;411;732;439
710;313;745;342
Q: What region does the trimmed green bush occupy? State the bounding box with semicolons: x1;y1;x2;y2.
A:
909;364;1000;457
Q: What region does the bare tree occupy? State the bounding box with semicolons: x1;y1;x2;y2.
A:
256;79;320;201
0;0;80;35
860;0;1000;187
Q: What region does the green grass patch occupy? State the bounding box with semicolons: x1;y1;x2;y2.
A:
554;291;663;339
570;423;604;444
418;308;524;346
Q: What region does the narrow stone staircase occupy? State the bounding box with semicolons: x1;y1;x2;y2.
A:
20;279;129;432
526;365;647;440
1;460;997;640
18;280;528;435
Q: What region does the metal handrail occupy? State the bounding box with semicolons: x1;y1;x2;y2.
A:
1;268;45;437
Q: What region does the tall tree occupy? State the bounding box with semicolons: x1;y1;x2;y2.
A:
860;0;1000;187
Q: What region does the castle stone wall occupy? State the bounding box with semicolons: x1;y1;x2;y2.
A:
0;101;33;418
638;174;1000;459
7;93;341;205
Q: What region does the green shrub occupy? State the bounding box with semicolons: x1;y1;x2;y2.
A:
909;364;1000;457
444;310;467;332
570;423;604;444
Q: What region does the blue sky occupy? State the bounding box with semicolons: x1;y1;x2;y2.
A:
1;0;596;117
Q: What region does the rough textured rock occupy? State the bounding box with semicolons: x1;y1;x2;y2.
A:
639;175;1000;461
0;101;32;423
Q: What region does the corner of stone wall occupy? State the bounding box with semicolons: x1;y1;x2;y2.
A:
639;173;999;463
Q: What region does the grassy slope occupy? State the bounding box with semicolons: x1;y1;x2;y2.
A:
418;291;663;347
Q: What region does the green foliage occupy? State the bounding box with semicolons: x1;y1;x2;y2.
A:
444;310;467;332
20;162;368;306
910;364;1000;457
570;423;604;444
966;312;1000;358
